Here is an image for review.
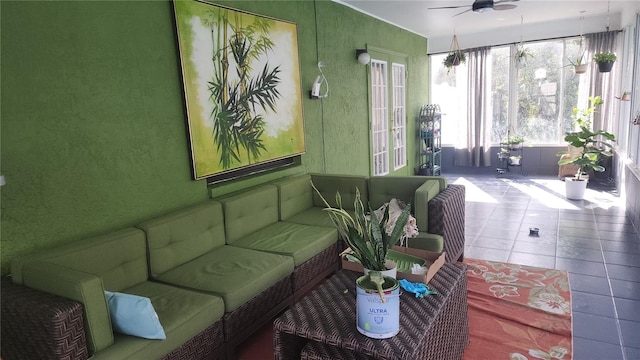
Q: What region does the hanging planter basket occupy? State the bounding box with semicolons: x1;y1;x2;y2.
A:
514;45;531;69
443;34;466;72
593;52;616;73
596;61;614;73
574;63;588;74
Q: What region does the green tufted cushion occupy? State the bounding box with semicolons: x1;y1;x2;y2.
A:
137;201;226;277
310;174;369;210
405;232;444;253
153;245;293;312
11;227;147;287
220;185;279;244
272;174;313;221
91;281;225;360
229;222;338;266
369;176;426;209
284;207;335;228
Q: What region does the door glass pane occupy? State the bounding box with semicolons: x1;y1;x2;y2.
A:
371;60;389;176
392;63;406;170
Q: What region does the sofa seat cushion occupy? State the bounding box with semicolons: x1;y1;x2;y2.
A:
282;206;334;228
93;281;224;360
229;222;338;266
152;246;294;312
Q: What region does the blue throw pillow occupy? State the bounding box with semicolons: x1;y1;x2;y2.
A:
104;291;166;340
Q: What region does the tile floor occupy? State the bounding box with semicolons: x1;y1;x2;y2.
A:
238;174;640;360
452;174;640;360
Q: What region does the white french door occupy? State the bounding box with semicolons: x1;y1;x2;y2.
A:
370;57;407;176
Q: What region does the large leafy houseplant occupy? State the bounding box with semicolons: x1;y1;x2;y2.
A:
557;96;616;181
311;183;411;272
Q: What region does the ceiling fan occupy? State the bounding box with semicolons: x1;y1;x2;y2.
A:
429;0;520;17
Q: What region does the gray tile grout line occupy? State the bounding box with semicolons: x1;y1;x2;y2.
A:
596;209;629;360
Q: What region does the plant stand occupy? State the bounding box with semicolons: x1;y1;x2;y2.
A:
417;104;442;176
496;143;524;176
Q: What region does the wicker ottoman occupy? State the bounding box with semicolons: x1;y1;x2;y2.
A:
274;263;469;360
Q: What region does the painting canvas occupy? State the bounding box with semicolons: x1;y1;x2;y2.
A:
174;0;306;179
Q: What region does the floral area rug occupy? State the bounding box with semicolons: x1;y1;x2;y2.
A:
463;259;572;360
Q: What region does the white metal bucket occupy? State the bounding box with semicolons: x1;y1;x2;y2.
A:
356;275;400;339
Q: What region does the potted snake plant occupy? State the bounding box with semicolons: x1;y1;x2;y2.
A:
311;182;411;300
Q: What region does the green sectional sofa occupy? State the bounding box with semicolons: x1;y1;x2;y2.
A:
2;173;465;360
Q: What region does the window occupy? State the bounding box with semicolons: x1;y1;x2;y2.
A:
431;37;588;145
430;56;468;147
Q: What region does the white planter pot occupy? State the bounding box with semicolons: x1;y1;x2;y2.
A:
364;260;397;278
510;157;521;165
565;179;588;200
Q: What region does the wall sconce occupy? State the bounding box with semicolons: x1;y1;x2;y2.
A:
356;49;370;65
309;61;328;99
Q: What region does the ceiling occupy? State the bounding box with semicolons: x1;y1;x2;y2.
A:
337;1;636;52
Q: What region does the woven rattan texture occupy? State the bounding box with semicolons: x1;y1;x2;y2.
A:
293;242;339;292
429;184;466;262
159;321;225;360
274;264;468;360
1;278;89;360
301;340;374;360
224;274;293;342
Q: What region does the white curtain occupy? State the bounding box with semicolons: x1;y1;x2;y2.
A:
455;47;492;167
585;31;621;134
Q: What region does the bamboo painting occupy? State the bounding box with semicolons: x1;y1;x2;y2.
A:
174;0;305;179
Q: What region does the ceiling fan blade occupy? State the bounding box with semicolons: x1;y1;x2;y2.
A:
494;0;520;4
428;5;469;10
494;4;517;10
453;8;473;17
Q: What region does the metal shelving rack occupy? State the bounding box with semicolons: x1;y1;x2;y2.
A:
417;104;442;176
496;134;524;175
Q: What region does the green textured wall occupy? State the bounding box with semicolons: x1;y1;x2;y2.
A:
0;0;428;274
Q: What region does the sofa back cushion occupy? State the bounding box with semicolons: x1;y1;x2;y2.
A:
369;177;444;233
368;177;428;209
310;174;369;210
221;185;279;244
273;174;313;220
12;227;148;290
137;201;226;277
